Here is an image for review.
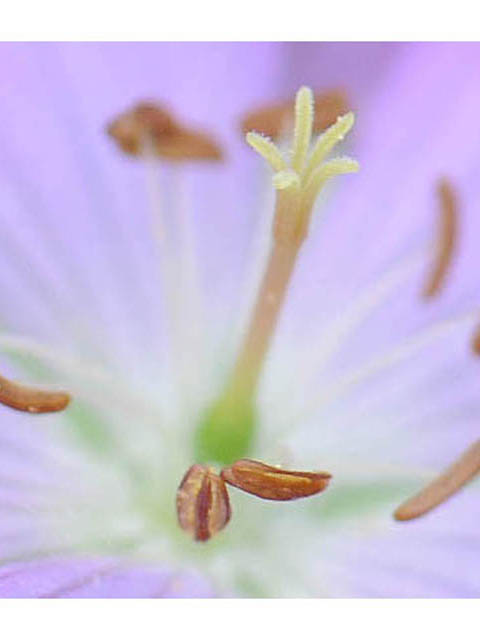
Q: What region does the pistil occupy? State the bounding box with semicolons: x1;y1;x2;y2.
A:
195;87;359;465
227;235;301;401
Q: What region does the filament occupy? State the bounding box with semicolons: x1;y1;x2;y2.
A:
142;142;185;400
142;142;207;416
169;167;207;412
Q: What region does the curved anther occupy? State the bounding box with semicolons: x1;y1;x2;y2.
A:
0;372;70;414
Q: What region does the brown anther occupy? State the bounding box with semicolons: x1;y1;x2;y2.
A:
394;439;480;521
151;127;223;162
422;178;458;299
107;102;177;155
107;101;222;161
176;464;231;542
220;458;332;501
0;373;71;414
471;325;480;355
134;102;178;136
241;89;348;139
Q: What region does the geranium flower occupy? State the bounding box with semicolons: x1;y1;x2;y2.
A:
0;42;479;598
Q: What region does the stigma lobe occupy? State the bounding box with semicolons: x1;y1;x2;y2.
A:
0;373;71;414
241;89;348;140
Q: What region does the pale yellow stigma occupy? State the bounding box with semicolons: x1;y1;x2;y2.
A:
247;86;358;210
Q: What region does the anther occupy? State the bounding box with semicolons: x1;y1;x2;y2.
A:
241;89;348;140
107;101;222;161
471;325;480;355
176;464;231;542
393;439;480;521
422;178;458;299
221;458;331;501
0;372;70;413
177;458;331;540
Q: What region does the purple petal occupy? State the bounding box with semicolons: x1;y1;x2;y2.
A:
326;490;480;598
0;556;215;598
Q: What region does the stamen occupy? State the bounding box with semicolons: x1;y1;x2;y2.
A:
108;101;222;417
141;144;189;408
107;101;176;155
394;440;480;521
107;101;222;161
150;128;222;162
240;89;348;140
195;87;358;465
176;464;231;542
471;325;480;355
0;333;159;423
0;372;70;414
422;178;458;299
221;458;331;501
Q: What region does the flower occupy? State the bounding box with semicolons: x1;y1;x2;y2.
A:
0;42;479;598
